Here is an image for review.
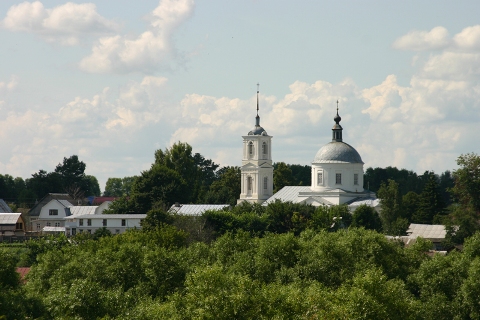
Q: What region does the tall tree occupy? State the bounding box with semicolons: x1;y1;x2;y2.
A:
273;162;294;193
203;166;241;206
377;179;408;235
413;172;445;224
451;153;480;213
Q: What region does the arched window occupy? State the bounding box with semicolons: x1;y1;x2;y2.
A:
248;142;254;157
263;177;268;190
247;176;252;192
262;142;268;158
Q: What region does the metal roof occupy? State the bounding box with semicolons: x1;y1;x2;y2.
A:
313;141;363;164
43;226;65;232
0;213;21;224
169;204;229;216
262;186;312;205
407;223;446;241
0;199;13;213
57;199;74;208
66;214;146;220
69;206;98;216
348;198;381;208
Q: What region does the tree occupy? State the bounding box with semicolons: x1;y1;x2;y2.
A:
273;162;294;193
130;164;188;213
413;172;445;224
451;153;480;213
103;176;137;197
103;178;123;197
378;179;407;235
402;191;420;222
351;204;382;232
203;166;241;206
155;142;219;203
54;155;86;189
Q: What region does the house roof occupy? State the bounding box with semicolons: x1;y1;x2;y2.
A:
0;213;21;225
68;206;98;216
28;193;75;217
57;199;74;208
169;204;230;216
0;199;13;213
407;223;446;242
66;214;146;220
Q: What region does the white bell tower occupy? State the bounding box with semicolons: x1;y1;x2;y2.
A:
238;84;273;204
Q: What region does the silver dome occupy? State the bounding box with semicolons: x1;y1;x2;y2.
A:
248;125;268;136
313;141;363;164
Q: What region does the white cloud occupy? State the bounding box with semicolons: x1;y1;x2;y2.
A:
79;0;195;73
2;1;119;46
393;26;450;51
454;25;480;50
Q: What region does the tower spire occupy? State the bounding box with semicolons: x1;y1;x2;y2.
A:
332;100;343;142
256;83;259;117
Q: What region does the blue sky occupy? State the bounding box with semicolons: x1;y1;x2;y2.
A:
1;0;480;191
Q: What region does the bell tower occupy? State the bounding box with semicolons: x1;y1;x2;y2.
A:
238;84;273;204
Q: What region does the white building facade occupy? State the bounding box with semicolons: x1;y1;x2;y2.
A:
263;103;376;207
64;214;146;236
238;87;274;204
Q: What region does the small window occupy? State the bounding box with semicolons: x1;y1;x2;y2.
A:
115;229;120;234
121;219;126;227
103;219;107;226
15;222;23;230
79;219;83;226
46;222;51;227
336;173;342;184
54;222;60;227
263;177;268;190
36;223;41;230
87;219;92;226
354;173;359;185
247;177;252;192
87;230;91;234
49;209;58;216
262;142;268;157
248;141;254;156
317;171;323;185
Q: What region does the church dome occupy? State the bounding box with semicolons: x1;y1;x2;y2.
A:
313;141;363;164
248;125;267;135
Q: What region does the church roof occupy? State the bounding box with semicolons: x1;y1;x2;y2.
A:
263;186;312;205
313;141;363;164
248;123;268;136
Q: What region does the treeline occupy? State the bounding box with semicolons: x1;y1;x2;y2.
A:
5;215;480;318
0;155;100;207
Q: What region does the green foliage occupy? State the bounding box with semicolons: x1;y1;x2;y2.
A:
452;153;480;213
413;172;446;224
273;162;294;193
351;204;382;231
130;164;188;213
142;208;174;231
203;166;241;206
378;179;408;235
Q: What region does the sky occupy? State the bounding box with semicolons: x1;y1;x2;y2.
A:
1;0;480;192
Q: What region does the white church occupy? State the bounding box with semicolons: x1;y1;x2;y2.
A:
238;89;378;210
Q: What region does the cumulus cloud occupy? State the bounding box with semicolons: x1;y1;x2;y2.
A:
393;26;450;51
79;0;195;73
2;1;119;46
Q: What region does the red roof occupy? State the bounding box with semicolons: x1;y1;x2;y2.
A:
16;267;30;283
92;197;118;205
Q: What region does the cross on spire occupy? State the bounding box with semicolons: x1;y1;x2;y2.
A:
336;100;339;114
256;83;260;116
